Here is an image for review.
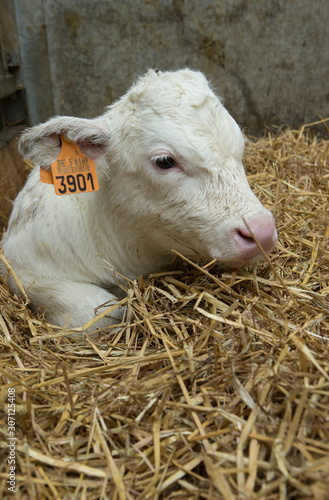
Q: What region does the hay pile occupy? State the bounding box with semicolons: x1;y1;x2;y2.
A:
0;123;328;499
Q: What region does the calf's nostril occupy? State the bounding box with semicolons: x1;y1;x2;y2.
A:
236;228;253;241
235;228;258;247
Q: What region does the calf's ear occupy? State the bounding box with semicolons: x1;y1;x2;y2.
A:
19;116;110;166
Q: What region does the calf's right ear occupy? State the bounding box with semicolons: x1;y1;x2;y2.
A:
19;116;110;167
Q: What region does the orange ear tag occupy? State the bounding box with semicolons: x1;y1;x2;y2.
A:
45;135;99;195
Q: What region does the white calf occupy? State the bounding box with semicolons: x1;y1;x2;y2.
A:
2;69;277;330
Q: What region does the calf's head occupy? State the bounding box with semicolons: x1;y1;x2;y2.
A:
19;69;277;270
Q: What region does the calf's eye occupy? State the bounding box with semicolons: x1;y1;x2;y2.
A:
155;156;176;169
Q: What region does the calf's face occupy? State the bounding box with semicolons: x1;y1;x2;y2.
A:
106;70;277;267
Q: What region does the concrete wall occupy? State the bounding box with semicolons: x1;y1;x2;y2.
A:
12;0;329;133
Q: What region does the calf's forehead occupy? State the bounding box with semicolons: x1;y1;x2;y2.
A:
126;70;245;160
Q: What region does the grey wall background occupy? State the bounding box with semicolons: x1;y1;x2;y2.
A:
12;0;329;134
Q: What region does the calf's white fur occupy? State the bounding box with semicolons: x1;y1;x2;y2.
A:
2;69;277;330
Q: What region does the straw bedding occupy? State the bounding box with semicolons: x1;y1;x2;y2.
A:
0;123;328;499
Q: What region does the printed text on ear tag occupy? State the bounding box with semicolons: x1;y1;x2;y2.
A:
50;135;99;195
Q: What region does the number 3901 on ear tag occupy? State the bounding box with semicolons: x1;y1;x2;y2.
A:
51;135;99;195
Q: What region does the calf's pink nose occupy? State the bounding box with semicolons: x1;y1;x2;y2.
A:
233;216;277;258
